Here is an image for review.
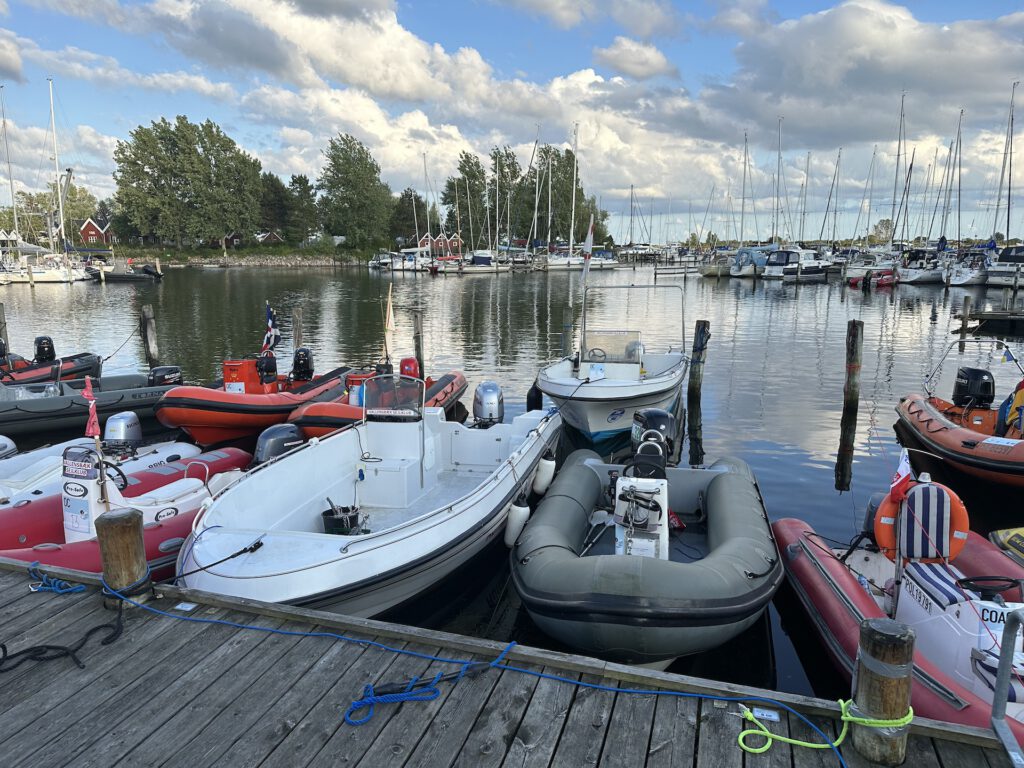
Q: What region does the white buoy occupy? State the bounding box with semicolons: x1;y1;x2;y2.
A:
504;496;530;548
531;450;556;495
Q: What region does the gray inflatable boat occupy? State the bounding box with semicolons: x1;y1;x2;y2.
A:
510;447;783;664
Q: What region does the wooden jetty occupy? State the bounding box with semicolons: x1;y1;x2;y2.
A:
0;558;1014;767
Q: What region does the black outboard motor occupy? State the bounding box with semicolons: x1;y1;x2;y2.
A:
147;366;183;387
252;423;304;466
256;354;278;385
631;408;678;457
34;336;55;363
952;367;995;408
375;361;394;376
292;347;314;382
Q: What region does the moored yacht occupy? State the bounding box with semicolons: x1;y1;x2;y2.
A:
761;247;828;282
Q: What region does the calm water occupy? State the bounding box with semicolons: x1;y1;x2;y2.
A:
3;265;1020;697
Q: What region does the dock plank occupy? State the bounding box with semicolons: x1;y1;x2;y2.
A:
786;717;839;768
646;694;699;768
932;738;1005;768
454;662;542;768
500;666;580;768
984;746;1016;768
549;674;618;767
600;687;657;765
741;703;793;768
695;699;744;768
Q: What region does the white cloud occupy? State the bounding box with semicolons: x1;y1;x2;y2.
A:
593;37;678;80
495;0;677;37
0;29;23;81
492;0;597;29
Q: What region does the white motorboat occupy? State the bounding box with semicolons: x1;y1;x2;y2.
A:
896;249;946;284
535;284;687;451
988;246;1024;287
177;377;561;616
728;245;775;277
761;247;829;282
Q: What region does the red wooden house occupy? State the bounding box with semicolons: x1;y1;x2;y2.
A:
417;232;463;257
79;218;111;245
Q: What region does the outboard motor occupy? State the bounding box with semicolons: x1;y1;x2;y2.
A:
953;367;995;408
631;408;677;458
34;335;55;363
256;354;278;385
291;347;314;382
375;361;394;376
252;423;304;466
399;356;420;379
147;365;183;387
472;381;504;428
613;442;670;560
103;412;143;456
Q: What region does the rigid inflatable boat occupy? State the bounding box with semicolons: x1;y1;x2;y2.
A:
0;336;102;385
177;377;561;617
0;445;250;576
288;369;469;438
0;412;200;508
774;477;1024;739
895;344;1024;489
154;347;350;446
510;414;782;665
0;367;183;437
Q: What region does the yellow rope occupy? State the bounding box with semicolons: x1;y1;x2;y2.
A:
737;699;914;755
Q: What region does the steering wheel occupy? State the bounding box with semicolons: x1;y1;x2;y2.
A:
587;348;607;362
956;575;1020;601
101;460;130;491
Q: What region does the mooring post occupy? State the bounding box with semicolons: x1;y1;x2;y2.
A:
140;304;160;368
0;302;7;348
96;507;152;610
292;306;303;349
843;319;863;409
851;618;914;765
413;308;425;376
155;257;162;275
835;321;863;491
27;263;34;287
687;320;710;404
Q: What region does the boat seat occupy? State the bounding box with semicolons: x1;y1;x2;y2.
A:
970;647;1024;702
128;477;205;507
898;483;955;560
902;561;978;608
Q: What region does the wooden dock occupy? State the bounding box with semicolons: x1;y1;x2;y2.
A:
0;560;1013;767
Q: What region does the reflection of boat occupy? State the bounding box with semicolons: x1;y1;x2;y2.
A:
177;377;562;617
774;475;1024;741
511;423;782;665
535;284;687;451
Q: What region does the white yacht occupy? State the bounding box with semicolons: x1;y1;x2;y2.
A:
761;247;829;282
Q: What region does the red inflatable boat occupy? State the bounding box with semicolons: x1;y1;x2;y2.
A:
288;370;468;438
0;447;251;578
0;352;103;384
774;482;1024;739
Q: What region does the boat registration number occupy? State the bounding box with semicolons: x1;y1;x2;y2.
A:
982;436;1022;448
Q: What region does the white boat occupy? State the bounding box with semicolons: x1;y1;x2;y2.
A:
728;244;776;277
896;249;947;284
177;377;562;616
843;251;896;280
535;284;687;450
947;250;990;286
1;255;89;283
988;246;1024;287
761;247;829;282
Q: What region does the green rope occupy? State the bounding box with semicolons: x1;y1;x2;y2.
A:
737;699;914;755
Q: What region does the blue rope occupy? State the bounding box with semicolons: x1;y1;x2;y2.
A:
99;577;848;766
27;562;86;595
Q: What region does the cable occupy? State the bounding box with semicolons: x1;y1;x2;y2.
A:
103;327;138;362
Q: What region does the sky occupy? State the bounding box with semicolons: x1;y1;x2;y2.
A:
0;0;1022;244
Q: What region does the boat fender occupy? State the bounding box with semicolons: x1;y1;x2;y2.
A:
531;450;556;495
0;435;16;460
874;480;969;562
504;494;530;548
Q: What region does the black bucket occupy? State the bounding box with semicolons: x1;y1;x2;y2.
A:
322;507;361;535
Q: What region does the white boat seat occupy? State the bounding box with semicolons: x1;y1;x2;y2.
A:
970;647;1024;702
903;561;977;608
127;477;205;507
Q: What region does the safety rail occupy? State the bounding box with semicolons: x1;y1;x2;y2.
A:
990;607;1024;765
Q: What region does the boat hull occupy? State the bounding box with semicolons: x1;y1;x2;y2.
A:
0;353;102;384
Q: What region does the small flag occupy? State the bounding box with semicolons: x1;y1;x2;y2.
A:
261;302;280;354
1002;348;1017;364
83;375;100;438
889;448;914;502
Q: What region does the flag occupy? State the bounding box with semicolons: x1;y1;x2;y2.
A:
261;302;280;354
889;448;914;502
580;214;595;284
1002;348;1017;364
83;375;100;438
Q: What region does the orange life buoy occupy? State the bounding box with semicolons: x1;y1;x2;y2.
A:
874;481;970;562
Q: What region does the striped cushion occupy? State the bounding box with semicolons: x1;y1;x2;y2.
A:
971;648;1024;703
903;561;977;608
899;484;952;560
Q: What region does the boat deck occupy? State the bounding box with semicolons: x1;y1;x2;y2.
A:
360;469;488;530
0;559;1014;767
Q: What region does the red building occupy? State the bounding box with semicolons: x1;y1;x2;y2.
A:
417;232;463;256
79;218;111;245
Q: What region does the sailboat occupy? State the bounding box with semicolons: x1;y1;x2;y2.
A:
987;82;1020;288
730;129;778;277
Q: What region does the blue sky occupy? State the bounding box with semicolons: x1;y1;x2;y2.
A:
0;1;1022;242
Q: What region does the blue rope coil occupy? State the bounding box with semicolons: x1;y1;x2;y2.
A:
27;562;86;595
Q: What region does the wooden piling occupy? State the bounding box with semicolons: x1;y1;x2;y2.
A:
850;618;915;765
835;321;863;491
843;320;863;410
155;257;162;275
27;264;34;287
95;506;152;609
687;320;710;404
140;304;160;368
292;307;303;349
0;303;7;349
412;308;424;377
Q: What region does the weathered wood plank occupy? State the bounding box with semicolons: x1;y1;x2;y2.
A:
984;745;1016;768
646;693;699;768
157;628;371;768
0;610;279;768
599;687;657;766
501;666;580;768
841;732;939;768
404;656;507;768
738;702;792;768
94;619;314;768
786;716;839;768
549;674;618;767
0;585;98;643
454;662;542;768
931;738;1003;768
695;699;743;768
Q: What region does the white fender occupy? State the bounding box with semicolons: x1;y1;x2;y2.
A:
531;451;556;496
504;497;531;548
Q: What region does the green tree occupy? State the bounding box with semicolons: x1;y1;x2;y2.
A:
95;198;113;223
285;174;318;244
317;134;393;250
441;152;487;247
870;218;894;244
390;187;427;245
259;172;290;234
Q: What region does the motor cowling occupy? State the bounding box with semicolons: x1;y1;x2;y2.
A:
34;335;55;363
953;367;995;408
399;356;420;379
375;361;394;376
103;412;143;454
631;408;677;457
147;365;183;387
256;354;278;385
473;381;504;426
253;423;304;466
292;347;314;382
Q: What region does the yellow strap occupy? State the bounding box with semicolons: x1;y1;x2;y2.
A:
737;699;914;755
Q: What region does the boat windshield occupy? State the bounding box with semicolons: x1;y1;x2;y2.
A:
582;330;643;365
362;374;425;422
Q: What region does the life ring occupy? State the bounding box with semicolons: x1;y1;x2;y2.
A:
874;481;969;562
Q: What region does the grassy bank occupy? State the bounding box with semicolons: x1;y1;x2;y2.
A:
96;243;374;267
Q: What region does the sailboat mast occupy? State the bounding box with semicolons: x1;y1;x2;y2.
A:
628;184;634;245
1;86;18;239
891;93;905;235
799;151;810;241
774;117;782;243
49;79;67;255
545;154;552;249
568;123;578;257
465;175;474;253
833;149;841;245
740;133;748;246
422;153;431;260
495;153;501;251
